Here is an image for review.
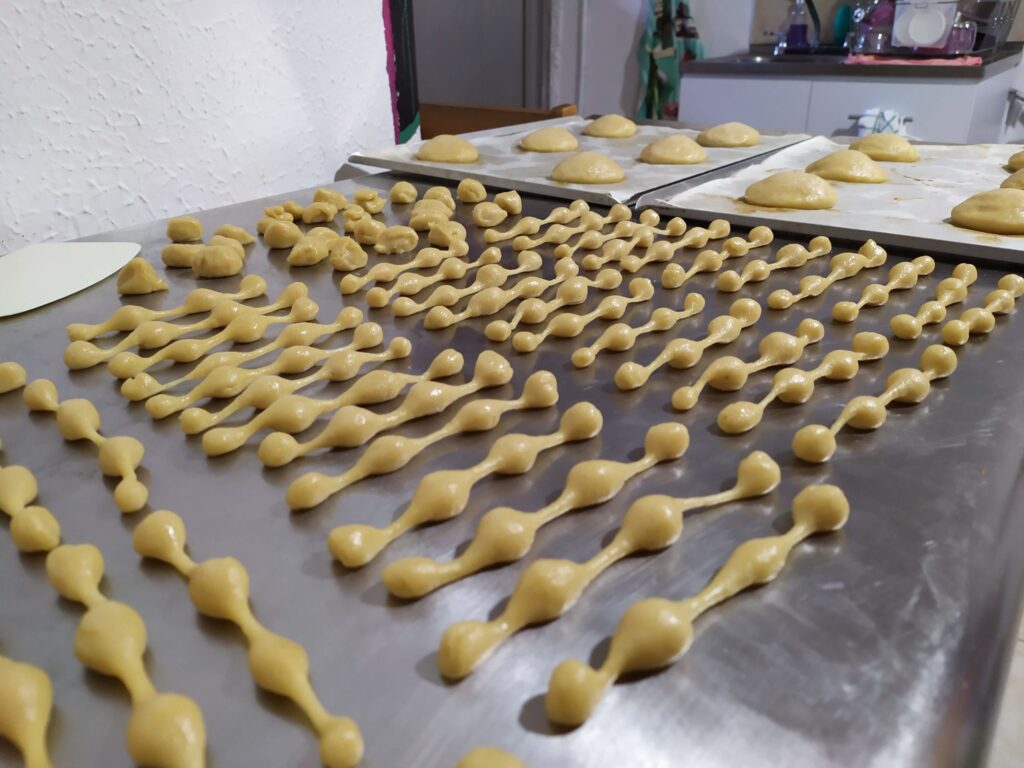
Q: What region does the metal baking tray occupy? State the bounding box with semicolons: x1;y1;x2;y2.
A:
350;116;810;206
1;174;1022;767
638;136;1024;268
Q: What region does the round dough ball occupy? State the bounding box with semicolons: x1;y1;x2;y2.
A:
696;121;760;148
1007;148;1024;171
550;152;626;184
519;127;579;152
849;133;918;162
416;134;478;163
744;171;837;210
583;114;637;138
1001;169;1024;190
640;134;707;165
950;188;1024;235
806;149;887;183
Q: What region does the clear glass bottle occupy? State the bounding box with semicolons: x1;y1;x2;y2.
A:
784;0;818;50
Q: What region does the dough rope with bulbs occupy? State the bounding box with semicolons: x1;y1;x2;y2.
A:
531;208;686;253
456;747;526;768
484;268;623;342
381;422;690;599
339;240;470;295
120;308;365;402
806;149;887;183
640;133;707;165
614;299;762;391
45;542;207;766
656;225;771;287
767;240;887;310
717;236;833;293
393;252;543;319
584;219;732;272
423;257;577;330
519;126;579;152
0;460;61;553
832;256;936;322
950;187;1024;235
258;351;513;468
188;349;461;452
850;132;918;162
23;380;149;513
117;257;168;295
571;293;705;369
582;114;637;138
889;263;977;340
696;121;760;147
512;278;656;354
64;281;309;370
717;332;889;435
507;207;628;252
0;361;27;395
103;296;321;380
484;200;619;243
286;370;559;511
0;653;55;768
744;171;837;210
671;319;825;412
67;274;269;341
140;323;403;420
365;247;503;309
132;511;363;768
438;450;781;680
792;345;958;464
416;134;479;163
544;484;848;727
551;152;626;184
327;402;602;567
942;274;1024;346
552;220;644;261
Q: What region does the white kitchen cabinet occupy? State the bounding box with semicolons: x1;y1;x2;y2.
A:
677;76;813;132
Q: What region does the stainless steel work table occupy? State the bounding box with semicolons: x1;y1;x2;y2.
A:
1;173;1023;768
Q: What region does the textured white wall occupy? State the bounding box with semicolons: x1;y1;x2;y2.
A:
0;0;395;254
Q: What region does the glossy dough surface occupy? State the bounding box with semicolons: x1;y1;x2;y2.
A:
850;132;918;162
416;134;479;163
551;152;626;184
745;171;837;210
951;188;1024;235
806;149;887;183
640;134;707;165
696;121;760;147
582;114;637;138
519;127;579;152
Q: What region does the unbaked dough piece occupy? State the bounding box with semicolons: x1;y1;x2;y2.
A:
161;243;203;268
425;186;456;211
428;220;467;247
374;226;419;255
263;220;303;249
1001;169;1024;190
744;171;837;210
457;178;487;203
0;361;27;394
389;181;418;204
806;149;887;183
551;152;626;184
314;187;348;208
640;134;707;165
353;217;386;245
354;188;387;214
214;224;255;244
301;201;338;224
696;121;760;148
519;127;579;152
166;216;202;242
951;188;1024;235
1008;149;1024;172
330;237;369;272
416;134;479;163
850;133;918;162
583;114;636;138
117;258;168;295
207;235;245;259
494;191;521;215
473;202;507;228
193;245;243;278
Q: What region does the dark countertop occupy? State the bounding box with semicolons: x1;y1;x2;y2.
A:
681;44;1022;80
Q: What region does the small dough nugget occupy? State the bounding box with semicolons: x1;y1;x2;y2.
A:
161;243;203;268
850;133;918;162
117;257;167;295
214;224;255;245
1001;169;1024;190
583;114;637;138
314;187;348;208
1007;149;1024;172
457;178;487;203
262;220;303;249
166;216;203;242
390;180;418;204
355;188;386;214
416;134;479;163
374;225;419;254
551;152;626;184
301;201;338;224
494;190;521;215
696;121;760;148
473;202;507;228
207;235;245;259
640;134;707;165
950;188;1024;235
330;237;369;272
424;186;456;211
193;245;243;278
806;149;887;183
744;171;837;210
519;127;579;152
